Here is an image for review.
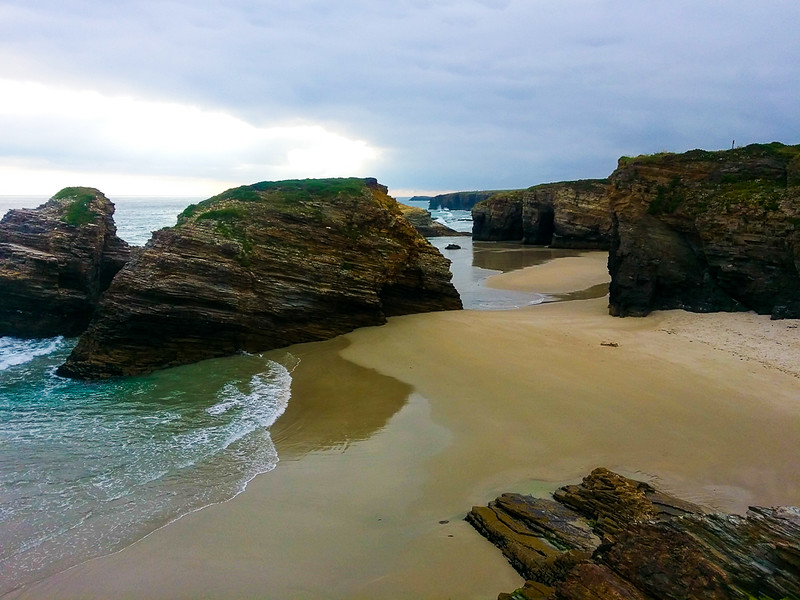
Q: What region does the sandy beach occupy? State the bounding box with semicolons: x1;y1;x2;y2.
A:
10;247;800;600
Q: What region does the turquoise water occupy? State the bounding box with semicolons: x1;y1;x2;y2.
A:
0;335;296;595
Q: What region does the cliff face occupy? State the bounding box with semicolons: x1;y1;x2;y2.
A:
58;178;462;378
0;188;131;337
398;203;463;237
472;180;611;248
608;143;800;318
428;190;504;210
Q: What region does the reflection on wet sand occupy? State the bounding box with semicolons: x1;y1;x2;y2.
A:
472;242;583;273
268;337;413;458
431;236;600;309
551;282;610;302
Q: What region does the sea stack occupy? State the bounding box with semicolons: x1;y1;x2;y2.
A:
57;178;462;379
608;142;800;318
0;187;131;337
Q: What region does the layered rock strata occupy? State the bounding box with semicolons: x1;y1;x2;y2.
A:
58;178;462;378
608;143;800;318
398;203;464;237
471;180;611;248
428;190;506;210
467;467;800;600
0;188;131;337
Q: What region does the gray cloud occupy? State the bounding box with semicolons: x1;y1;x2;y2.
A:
0;0;798;194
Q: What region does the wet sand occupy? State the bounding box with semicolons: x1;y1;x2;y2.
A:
11;248;800;599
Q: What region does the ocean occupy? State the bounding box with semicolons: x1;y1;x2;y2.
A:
0;195;477;595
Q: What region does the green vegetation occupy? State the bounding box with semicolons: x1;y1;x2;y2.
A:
196;206;248;222
250;177;366;203
714;179;784;212
209;185;262;204
53;187;99;226
647;177;684;215
204;177;367;206
619;142;800;169
177;178;368;226
176;203;199;224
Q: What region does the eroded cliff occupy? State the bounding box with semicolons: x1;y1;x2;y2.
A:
472;180;611;248
0;188;131;337
608;143;800;318
57;178;462;378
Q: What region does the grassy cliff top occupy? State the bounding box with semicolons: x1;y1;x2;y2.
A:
177;178;378;225
50;187;105;226
618;142;800;168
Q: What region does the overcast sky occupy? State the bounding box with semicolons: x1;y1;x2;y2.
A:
1;0;798;197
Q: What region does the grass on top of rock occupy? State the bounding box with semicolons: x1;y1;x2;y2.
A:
619;142;800;168
53;187;100;226
212;178;367;206
177;178;369;224
196;206;249;222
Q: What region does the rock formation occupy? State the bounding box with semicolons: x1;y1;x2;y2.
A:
57;178;462;379
467;467;800;600
0;188;131;337
429;190;506;210
398;203;464;237
471;180;611;249
608;143;800;318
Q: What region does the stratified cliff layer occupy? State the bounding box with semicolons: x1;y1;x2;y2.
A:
608;143;800;318
0;188;131;337
58;178;462;378
429;190;506;210
472;180;611;248
468;468;800;600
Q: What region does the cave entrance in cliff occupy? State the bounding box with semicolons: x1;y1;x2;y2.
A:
534;207;555;245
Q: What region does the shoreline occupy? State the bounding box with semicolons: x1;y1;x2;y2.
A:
9;249;800;599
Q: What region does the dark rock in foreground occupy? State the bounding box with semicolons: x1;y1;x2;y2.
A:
471;180;611;249
398;203;465;237
608;143;800;318
0;188;131;337
467;467;800;600
58;178;462;379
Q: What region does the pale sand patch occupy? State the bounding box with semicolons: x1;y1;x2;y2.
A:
485;250;610;294
11;252;800;600
656;309;800;379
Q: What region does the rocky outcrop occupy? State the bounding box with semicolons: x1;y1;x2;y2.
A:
467;467;800;600
608;143;800;318
0;188;131;337
471;190;524;241
471;180;611;248
429;190;506;210
57;178;462;379
398;203;464;237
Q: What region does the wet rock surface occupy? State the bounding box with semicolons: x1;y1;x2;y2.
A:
0;188;131;337
467;467;800;600
58;178;462;378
